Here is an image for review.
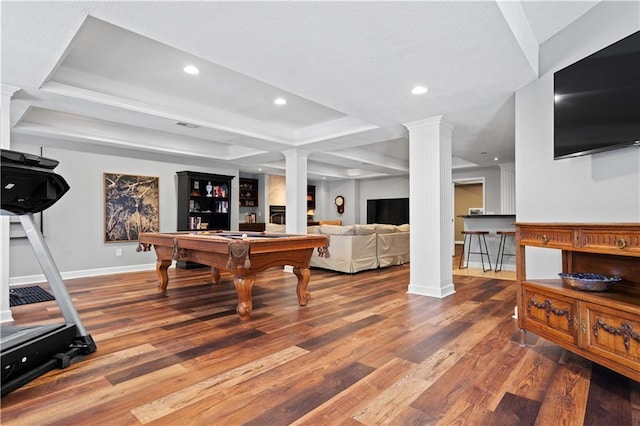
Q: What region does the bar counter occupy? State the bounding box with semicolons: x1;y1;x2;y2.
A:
459;214;516;271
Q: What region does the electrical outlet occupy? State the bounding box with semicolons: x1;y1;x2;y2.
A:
116;248;122;257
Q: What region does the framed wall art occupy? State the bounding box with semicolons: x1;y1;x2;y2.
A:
104;173;159;242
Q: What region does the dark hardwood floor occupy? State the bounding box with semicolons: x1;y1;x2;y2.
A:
1;264;638;425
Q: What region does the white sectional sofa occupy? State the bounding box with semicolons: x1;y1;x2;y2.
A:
263;222;410;273
375;223;410;268
308;224;378;273
307;223;410;273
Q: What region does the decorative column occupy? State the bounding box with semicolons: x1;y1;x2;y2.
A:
404;116;455;298
283;149;309;234
499;162;516;214
1;85;20;323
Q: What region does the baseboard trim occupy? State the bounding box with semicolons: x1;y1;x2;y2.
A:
407;283;456;298
9;262;166;286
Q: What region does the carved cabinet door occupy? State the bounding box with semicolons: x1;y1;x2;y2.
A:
581;302;640;374
522;284;578;346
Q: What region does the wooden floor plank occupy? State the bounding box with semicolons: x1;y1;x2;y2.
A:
483;392;541;426
131;346;309;424
533;351;593;425
352;348;464;425
291;357;416;425
584;364;632;425
244;362;375;426
1;265;637;425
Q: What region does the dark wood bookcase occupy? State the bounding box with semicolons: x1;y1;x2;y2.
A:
239;178;259;208
176;171;234;268
307;185;316;210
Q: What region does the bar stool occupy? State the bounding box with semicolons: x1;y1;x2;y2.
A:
495;231;516;272
459;231;492;272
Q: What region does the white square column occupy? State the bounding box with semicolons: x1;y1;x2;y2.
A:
1;85;20;323
500;162;516;214
404;116;455;298
283;149;309;234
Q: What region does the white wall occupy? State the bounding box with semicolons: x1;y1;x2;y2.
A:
515;2;640;279
10;141;239;282
452;166;501;214
359;176;409;224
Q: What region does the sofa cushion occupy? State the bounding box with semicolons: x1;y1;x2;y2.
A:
396;224;410;232
354;224;376;235
307;225;321;234
265;223;286;233
374;223;397;234
320;224;355;235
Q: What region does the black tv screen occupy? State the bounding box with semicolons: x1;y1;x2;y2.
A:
553;30;640;160
367;198;409;225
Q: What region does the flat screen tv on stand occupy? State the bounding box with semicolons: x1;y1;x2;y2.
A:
553;30;640;160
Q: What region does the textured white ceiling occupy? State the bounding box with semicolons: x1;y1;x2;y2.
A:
2;1;600;179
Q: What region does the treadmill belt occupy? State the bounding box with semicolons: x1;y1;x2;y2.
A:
9;286;55;306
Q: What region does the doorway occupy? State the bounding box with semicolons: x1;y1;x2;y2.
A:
453;179;485;260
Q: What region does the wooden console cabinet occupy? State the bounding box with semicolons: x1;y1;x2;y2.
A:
516;223;640;381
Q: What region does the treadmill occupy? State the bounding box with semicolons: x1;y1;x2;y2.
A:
1;149;96;396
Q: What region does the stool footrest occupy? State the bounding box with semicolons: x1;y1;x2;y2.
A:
495;232;516;272
459;231;492;272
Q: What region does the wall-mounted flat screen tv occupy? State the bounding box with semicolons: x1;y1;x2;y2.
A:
367;198;409;225
554;30;640;160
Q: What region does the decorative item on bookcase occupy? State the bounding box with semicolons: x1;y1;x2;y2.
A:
191;181;200;196
216;201;229;213
190;216;202;230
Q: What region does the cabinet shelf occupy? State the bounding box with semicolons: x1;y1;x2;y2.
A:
239;178;259;208
516;222;640;382
307;185;315;210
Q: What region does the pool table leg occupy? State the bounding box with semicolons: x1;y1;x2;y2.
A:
156;259;172;292
233;274;255;321
293;267;311;306
211;267;221;284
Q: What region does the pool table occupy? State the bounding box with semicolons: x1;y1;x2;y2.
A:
138;231;329;320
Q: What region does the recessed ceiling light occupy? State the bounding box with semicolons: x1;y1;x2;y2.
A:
274;97;287;105
494;157;499;161
183;65;199;75
258;168;263;171
411;85;428;95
